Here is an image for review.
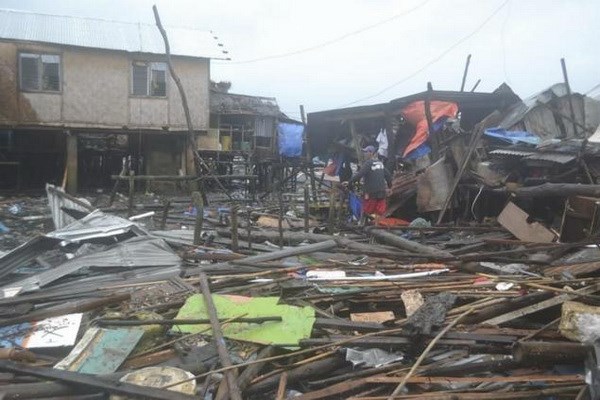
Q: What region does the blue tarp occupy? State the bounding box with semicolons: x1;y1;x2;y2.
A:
484;128;540;145
278;123;304;157
404;143;431;160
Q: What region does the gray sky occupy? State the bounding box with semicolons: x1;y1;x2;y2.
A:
1;0;598;119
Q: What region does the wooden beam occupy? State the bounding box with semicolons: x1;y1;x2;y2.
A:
198;274;242;400
65;132;78;194
482;282;600;325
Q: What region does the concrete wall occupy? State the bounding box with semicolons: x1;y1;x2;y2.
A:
0;41;210;130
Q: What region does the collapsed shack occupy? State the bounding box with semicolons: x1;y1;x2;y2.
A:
306;82;600;244
1;173;600;399
204;89;308;198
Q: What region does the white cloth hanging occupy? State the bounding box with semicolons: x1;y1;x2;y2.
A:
376;129;388;158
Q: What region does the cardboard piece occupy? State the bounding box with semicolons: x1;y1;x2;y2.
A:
350;311;395;324
498;201;555;243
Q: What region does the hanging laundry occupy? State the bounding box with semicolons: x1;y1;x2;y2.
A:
376;129;388;158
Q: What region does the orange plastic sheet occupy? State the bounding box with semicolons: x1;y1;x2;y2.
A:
401;101;459;156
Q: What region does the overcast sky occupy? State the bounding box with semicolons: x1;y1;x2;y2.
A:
1;0;598;119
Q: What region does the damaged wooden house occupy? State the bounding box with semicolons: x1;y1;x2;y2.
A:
306;85;520;217
0;8;228;193
203;87;305;192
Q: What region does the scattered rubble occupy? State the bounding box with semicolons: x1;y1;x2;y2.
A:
1;162;600;399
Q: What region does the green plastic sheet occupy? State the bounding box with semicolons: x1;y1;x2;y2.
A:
173;294;315;346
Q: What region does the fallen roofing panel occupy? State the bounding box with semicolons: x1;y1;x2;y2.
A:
46;210;147;242
0;236;60;288
3;236;181;294
45;184;93;230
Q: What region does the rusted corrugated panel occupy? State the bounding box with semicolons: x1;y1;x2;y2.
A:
0;9;228;59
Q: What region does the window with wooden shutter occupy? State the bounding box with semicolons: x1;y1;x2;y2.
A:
41;55;60;91
19;53;61;92
132;62;149;96
131;61;167;97
150;62;166;96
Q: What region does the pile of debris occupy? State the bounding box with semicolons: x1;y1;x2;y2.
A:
0;181;599;400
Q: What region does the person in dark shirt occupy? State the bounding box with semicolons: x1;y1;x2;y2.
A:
345;145;391;224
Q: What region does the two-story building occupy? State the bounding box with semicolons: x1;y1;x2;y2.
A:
0;9;228;193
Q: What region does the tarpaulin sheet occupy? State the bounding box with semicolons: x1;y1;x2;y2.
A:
484;128;540;145
401;101;459;157
278;122;304;157
174;294;315;346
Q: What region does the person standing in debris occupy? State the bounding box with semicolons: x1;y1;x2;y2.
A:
345;145;391;225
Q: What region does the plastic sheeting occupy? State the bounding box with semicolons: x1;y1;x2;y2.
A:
401;101;459;157
484;128;540;145
174;294;315;346
278;122;304;157
345;348;404;368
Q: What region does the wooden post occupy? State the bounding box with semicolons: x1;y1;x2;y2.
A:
161;200;170;230
424;82;439;161
128;171;135;217
328;187;336;235
109;159;126;206
278;190;284;249
246;208;252;251
152;6;196;176
436;115;494;225
460;54;472;92
192;191;204;246
66;132;78;194
561;58;580;138
304;184;310;233
383;107;396;171
349;120;362;164
275;372;288;400
198;274;242;400
153;5;232;198
337;186;346;227
231;204;239;253
301;105;318;203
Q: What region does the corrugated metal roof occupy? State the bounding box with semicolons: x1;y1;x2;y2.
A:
0;8;229;60
210;90;281;117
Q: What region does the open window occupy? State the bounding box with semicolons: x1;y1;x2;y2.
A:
19;53;61;92
131;61;167;97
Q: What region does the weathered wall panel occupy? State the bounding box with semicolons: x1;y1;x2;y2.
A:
167;57;209;130
22;92;61;122
129;98;169;127
62;50;129;125
0;40;209;130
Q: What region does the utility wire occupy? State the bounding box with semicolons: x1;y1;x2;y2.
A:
340;0;510;108
586;83;600;96
216;0;431;65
